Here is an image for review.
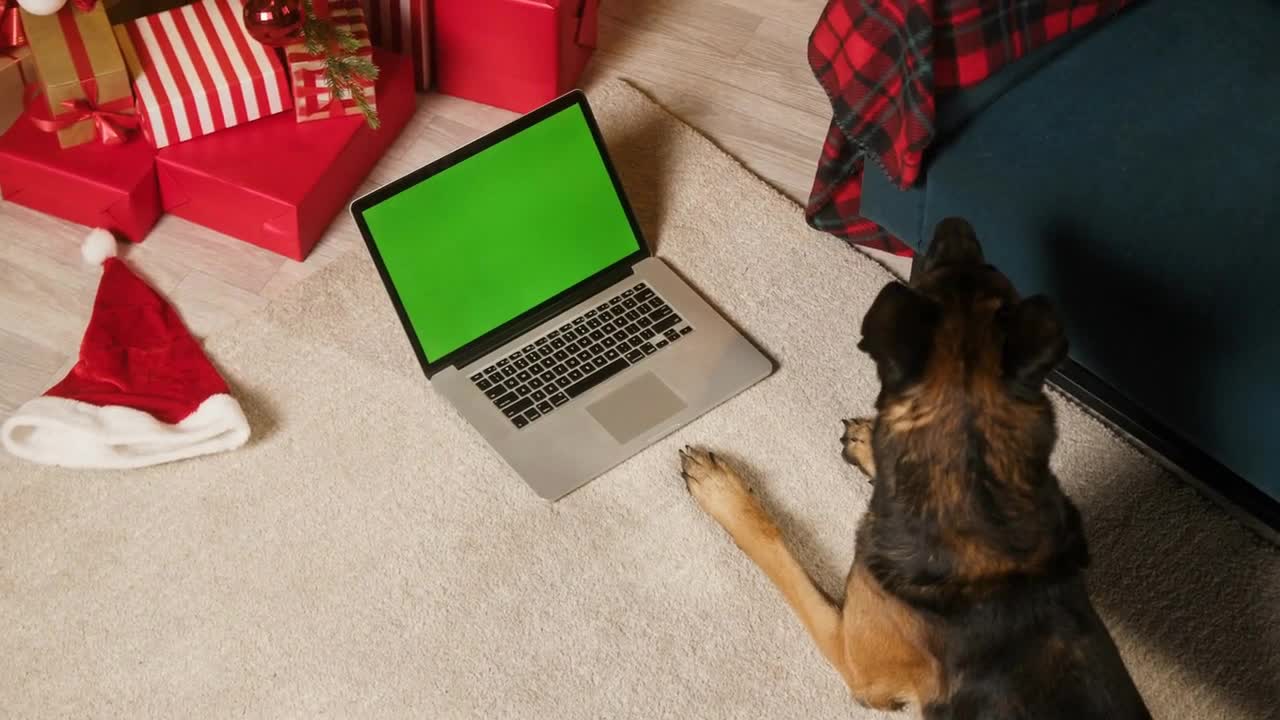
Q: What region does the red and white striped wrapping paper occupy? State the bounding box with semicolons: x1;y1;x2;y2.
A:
116;0;292;149
285;0;375;123
360;0;429;90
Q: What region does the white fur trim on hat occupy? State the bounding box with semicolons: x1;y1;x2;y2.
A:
82;228;118;266
1;394;251;469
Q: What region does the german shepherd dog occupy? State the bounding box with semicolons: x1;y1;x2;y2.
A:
679;218;1151;719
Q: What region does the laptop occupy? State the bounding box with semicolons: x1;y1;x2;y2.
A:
350;90;772;500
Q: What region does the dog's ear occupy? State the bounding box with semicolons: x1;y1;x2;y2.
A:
859;282;940;391
1002;295;1068;396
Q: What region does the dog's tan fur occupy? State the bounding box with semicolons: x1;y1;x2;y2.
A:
680;448;941;711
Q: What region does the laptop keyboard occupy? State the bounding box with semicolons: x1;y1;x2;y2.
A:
468;282;694;429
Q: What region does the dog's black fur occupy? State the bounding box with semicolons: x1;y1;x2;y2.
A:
856;218;1152;719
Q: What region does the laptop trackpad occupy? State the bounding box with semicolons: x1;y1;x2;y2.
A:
587;372;686;444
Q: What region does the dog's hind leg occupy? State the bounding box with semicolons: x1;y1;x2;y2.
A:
679;448;848;677
839;562;943;712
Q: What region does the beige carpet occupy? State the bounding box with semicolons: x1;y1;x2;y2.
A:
2;81;1278;719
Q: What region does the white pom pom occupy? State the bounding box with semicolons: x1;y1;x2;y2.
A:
81;228;118;266
16;0;67;16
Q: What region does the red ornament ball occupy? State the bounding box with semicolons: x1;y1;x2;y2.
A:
243;0;303;46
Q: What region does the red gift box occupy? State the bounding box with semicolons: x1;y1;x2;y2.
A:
0;107;160;242
433;0;598;113
361;0;429;91
153;50;415;261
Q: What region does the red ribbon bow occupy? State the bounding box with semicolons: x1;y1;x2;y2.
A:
72;0;98;11
25;81;139;145
1;0;25;50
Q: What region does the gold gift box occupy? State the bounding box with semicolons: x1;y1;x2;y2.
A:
0;46;35;136
21;2;132;148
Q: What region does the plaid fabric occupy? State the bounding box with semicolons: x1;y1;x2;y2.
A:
807;0;1137;255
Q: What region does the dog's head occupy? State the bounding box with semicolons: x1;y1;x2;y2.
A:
856;219;1084;603
859;218;1067;406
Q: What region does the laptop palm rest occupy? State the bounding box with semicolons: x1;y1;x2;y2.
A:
587;372;686;444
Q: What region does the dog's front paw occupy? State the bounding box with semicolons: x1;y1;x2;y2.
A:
679;447;758;532
841;418;876;481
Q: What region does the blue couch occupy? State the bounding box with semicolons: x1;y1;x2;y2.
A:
858;0;1280;529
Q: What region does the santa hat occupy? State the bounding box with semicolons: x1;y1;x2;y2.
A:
1;229;251;469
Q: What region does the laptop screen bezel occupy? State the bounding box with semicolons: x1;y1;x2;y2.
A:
350;90;652;379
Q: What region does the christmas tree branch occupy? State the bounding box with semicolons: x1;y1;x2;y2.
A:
301;0;380;128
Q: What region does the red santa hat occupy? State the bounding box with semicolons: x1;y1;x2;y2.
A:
1;229;251;469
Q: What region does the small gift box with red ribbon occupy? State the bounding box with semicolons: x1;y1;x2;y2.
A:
285;0;376;123
20;0;136;149
432;0;599;113
113;0;292;149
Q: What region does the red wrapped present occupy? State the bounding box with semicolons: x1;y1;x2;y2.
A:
0;104;160;242
285;0;375;123
433;0;598;113
153;49;414;260
361;0;428;90
114;0;292;149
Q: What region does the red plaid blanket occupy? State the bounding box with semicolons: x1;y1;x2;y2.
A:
806;0;1136;255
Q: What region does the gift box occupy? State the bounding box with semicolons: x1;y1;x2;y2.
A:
154;49;414;260
433;0;598;113
361;0;429;90
104;0;200;24
0;104;160;241
286;0;375;123
21;1;134;148
0;45;33;134
114;0;292;149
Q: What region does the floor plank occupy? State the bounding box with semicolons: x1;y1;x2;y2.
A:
0;329;68;417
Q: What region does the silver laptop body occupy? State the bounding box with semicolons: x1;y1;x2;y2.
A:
352;91;771;500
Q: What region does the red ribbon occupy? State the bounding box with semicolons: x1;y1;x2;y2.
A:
25;80;138;145
72;0;98;11
1;0;25;50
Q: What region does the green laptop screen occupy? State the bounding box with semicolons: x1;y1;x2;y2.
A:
361;104;641;362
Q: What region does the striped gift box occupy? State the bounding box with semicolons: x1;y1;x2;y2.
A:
114;0;292;149
361;0;429;90
285;0;375;123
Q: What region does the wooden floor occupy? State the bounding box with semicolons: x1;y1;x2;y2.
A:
0;0;884;415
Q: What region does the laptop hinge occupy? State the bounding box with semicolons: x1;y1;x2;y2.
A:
447;262;637;373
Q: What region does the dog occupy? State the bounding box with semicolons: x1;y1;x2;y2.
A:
679;218;1151;719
